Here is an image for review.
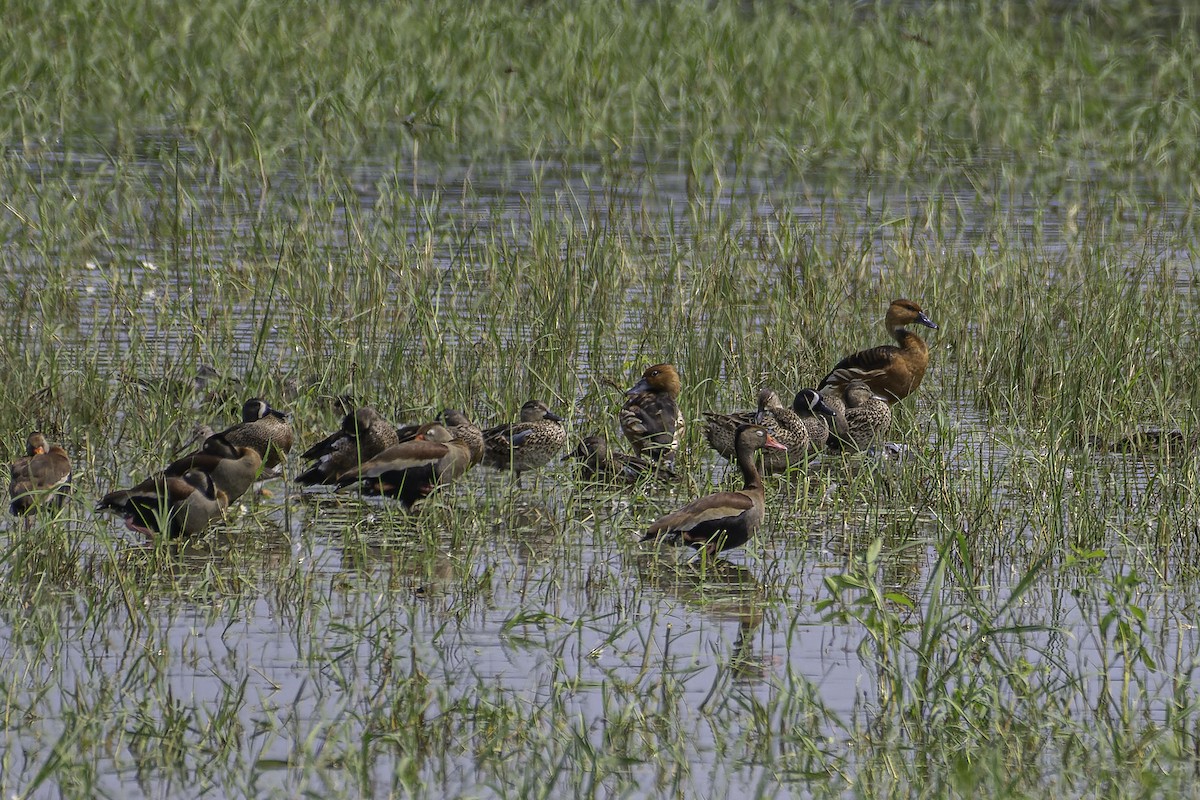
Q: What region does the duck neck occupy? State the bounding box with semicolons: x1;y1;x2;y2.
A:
734;443;765;492
893;326;928;354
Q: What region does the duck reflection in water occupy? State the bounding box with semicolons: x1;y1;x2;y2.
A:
632;554;771;682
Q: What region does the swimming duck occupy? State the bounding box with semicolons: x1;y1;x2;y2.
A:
620;363;684;465
838;379;893;451
296;407;399;486
100;434;263;506
818;299;938;403
209;398;294;469
642;424;786;559
704;389;835;473
481;400;567;481
98;469;228;538
8;432;72;515
567;435;663;483
336;424;474;507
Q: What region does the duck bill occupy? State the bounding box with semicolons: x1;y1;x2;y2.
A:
763;434;788;452
543;411;565;423
813;396;838;417
916;312;938;330
626;378;650;396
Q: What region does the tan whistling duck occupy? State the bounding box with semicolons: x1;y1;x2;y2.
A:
297;407;399;486
818;299;937;403
642;424;786;559
336;424;474;508
8;432;72;515
481;400;567;482
98;469;228;538
620;363;684;466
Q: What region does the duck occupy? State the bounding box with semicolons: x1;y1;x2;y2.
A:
704;389;835;473
336;424;474;508
100;434;263;506
296;407;399;486
838;379;893;451
818;299;938;403
98;469;228;538
642;424;786;559
397;409;484;466
620;363;684;465
209;398;294;469
567;435;663;483
8;432;72;515
481;400;567;482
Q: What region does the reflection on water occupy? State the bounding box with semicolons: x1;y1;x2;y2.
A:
633;554;770;682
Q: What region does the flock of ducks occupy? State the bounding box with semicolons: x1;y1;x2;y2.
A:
5;299;937;559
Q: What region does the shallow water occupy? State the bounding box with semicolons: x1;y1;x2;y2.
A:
2;146;1199;797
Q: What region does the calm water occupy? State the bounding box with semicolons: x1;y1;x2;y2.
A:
2;146;1197;797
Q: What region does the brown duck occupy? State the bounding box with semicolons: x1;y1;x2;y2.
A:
8;432;72;515
100;433;262;506
397;409;484;466
620;363;684;465
705;389;834;473
336;424;474;508
642;424;786;559
818;299;937;403
839;379;893;451
98;469;228;538
481;400;567;481
297;407;399;486
209;398;294;469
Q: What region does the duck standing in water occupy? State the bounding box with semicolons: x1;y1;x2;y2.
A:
207;398;294;469
819;299;937;403
99;433;263;506
620;363;684;467
297;406;399;486
481;400;567;483
837;379;893;451
642;424;786;559
98;469;228;538
8;432;72;516
705;388;835;473
336;424;474;508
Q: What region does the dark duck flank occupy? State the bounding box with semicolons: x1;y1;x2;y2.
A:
98;469;228;539
8;432;72;515
567;435;662;483
209;398;295;469
818;299;937;403
620;363;684;465
100;433;263;506
481;400;567;480
297;406;399;486
336;424;474;508
642;424;786;559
